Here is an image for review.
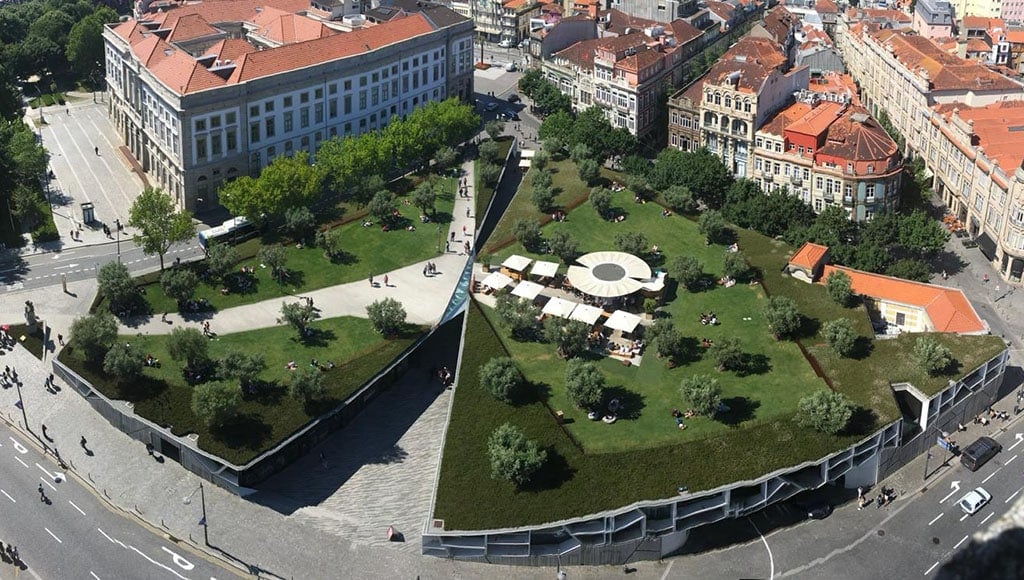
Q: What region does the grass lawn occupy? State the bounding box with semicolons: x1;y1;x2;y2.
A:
58;318;422;464
8;324;45;360
139;176;455;315
475;137;514;219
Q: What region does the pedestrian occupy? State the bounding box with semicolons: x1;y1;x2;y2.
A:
161;312;168;323
369;273;374;286
464;241;470;254
146;442;154;456
445;240;449;252
57;333;64;346
462;225;467;236
38;484;46;502
80;436;88;450
941;270;947;280
465;206;470;218
41;424;48;439
66;108;70;115
450;231;456;242
94;146;99;155
423;265;428;277
983;274;989;283
383;274;389;287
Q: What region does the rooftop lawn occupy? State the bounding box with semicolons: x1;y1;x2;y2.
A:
474;136;514;219
58;318;421;464
136;175;455;316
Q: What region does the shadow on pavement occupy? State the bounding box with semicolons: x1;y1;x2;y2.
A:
246;317;462;515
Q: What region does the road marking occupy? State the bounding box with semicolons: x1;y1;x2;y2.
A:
44;527;62;543
659;560;675;580
40;477;56;491
1005;487;1022;503
1009;433;1024;451
1;490;15;503
128;546;189;580
1005;454;1017;465
982;468;1001;483
940;481;962;504
959;513;970;522
953;535;969;550
980;512;995;525
748;517;775;580
928;513;944;526
68;500;86;515
9;437;28;453
924;561;939;576
97;528;128;549
15;457;29;468
90;572;100;580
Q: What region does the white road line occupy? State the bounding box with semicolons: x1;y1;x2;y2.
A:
1;490;15;503
15;457;29;468
980;512;995;525
97;528;128;549
40;477;56;491
924;561;939;576
928;513;944;526
90;572;100;580
68;500;86;515
749;518;775;580
953;535;969;550
44;527;62;543
35;462;55;478
960;513;970;522
982;468;1001;483
127;546;189;580
1006;487;1023;503
659;560;675;580
1005;454;1017;465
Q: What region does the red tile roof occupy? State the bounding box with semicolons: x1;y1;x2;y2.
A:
820;265;986;333
704;36;788;94
815;0;838;14
932;100;1024;174
962;16;1004;31
164;13;222;43
818;105;899;163
786;100;844;137
871;29;1021;93
788;242;829;270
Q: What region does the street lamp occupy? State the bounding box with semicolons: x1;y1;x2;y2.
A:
13;380;29;433
114;219;121;262
183;482;209;545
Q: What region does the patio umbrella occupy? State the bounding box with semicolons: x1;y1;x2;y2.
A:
480;271;513;290
575;251;651;280
530;260;559;279
501;254;533;273
511;280;544;300
569;304;604;325
542;297;578;319
604;310;642;333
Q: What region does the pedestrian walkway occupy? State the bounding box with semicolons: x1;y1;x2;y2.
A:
119;158;481;336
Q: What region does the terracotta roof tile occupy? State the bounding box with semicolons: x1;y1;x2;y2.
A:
788;242;829;270
814;0;838;14
203;38;258;61
165;13;222;43
758;101;811;136
786;101;844;136
873;30;1021;92
820;265;986;333
964;38;990;53
961;16;1004;31
704;36;787;93
818;105;898;162
932;100;1024;174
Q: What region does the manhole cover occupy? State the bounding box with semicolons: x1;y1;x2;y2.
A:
933;537;941;544
592;263;626;281
877;530;885;537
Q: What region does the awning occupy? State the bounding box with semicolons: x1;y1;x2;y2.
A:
502;254;533;273
511;280;545;300
576;251;651;279
569;304;604;325
520;149;536;158
480;271;513;290
542;296;578;318
639;271;667;292
530;260;560;278
604;310;642;333
566;265;643;298
976;232;997;260
518;159;532;169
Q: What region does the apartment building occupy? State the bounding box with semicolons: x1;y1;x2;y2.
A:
924;102;1024;282
948;0;1003;19
666;36;808;176
606;0;699;22
542;11;704;140
753;94;902;221
913;0;956;39
104;0;474;212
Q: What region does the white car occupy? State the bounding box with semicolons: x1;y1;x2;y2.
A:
498;39;512;48
958;487;992;515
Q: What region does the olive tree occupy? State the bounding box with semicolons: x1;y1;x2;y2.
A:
822;318;857;357
914;336;953;375
218;351;266;390
160;268;199;306
479;356;523;403
103;342;143;379
366;297;407;336
565;358;605;409
487;423;546;487
679;374;722;417
543;318;590;359
826;270;853;307
289;367;326;402
797;390;853;434
709;337;744;372
191;381;242;427
590;186;613;220
167;327;209;371
763;295;801;339
97;261;136;313
69;311;118;360
669;255;704;290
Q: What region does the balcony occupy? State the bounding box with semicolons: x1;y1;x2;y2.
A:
790;175;802;186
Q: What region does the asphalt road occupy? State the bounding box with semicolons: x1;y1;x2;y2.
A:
664;424;1024;579
0;240;201;294
0;422;233;580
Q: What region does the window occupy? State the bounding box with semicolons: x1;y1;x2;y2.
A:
195;136;207;159
315;103;323;124
895;312;905;326
329;100;337;119
360;76;367;87
359;91;367;109
755;137;763;148
300;92;309;104
264;101;274;113
847;162;853;173
250;123;260;143
210;134;222;156
265;118;275;138
250;105;259;117
226;130;237;151
815;177;824;191
328;84;337;95
210;116;221;129
300;108;309;129
1011;205;1024;226
283;112;293;132
774;142;782;153
195;119;206;132
226;112;236;125
344;80;352;91
284;96;293;107
866;184;876;202
814;198;823;212
344;95;352;115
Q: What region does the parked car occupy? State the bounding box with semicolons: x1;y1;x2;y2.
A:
507;93;520;103
498;39;512;48
504;62;517;72
484;102;498;112
800;501;833;520
960;436;1001;472
958;487;992;515
501;110;520;121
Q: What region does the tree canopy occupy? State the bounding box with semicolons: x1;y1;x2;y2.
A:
128;187;194;270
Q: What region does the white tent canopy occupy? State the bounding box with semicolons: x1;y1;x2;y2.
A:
576;251;651;279
480;271;513;290
520;149;536;158
530;260;560;279
518;159;532;169
542;296;578;319
566;265;643;298
511;280;545;300
605;310;643;333
569;303;604;325
502;254;533;273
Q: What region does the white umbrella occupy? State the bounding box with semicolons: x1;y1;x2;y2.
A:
502;254;533;273
530;260;559;279
605;310;642;333
480;271;513;290
511;280;544;300
542;297;578;319
569;303;604;325
520;149;536;158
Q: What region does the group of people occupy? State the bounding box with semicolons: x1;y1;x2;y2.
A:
458;175;470;198
700;338;715;348
422;262;439;277
0;328;16;350
671;408;696;430
609;339;644;358
1;541;20;566
699;312;719;326
1;365;19;389
550;210;567;222
434;366;454;388
144;354;160;368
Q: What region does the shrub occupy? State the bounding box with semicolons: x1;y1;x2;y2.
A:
825;270;853;306
662;185;697;213
543;318;590;359
479;356;523;403
530;168;553;190
822;318;857;357
577;158;600;186
914;336;953;375
484;120;505;141
367;191;398;224
103;343;143;379
679;374;722;417
487;423;547;487
218;351;266;390
281;301;316;337
282;206;316;243
479;161;501;187
797;390;853;434
722;251;750;281
70;311;118;360
709;337;744;372
257;245;287;283
543;137;564;156
669;255;704;290
191;381;242;427
531;150;549;170
763;296;801;339
479;140;500;164
652;324;685;364
512;219;543;252
699;210;726;243
289;367;326;402
366;297;407;336
590;186;613;220
565;358;605;409
205;242;238;283
613;231;649;257
160;268;199;306
569;143;593;163
434;145;459;171
97;261;136;312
